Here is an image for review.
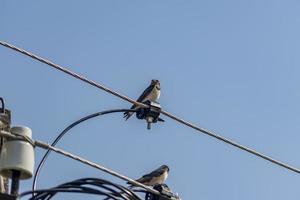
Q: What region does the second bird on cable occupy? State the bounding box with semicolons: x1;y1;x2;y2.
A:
129;165;169;187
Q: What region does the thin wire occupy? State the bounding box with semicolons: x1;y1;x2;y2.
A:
33;108;137;194
1;40;300;174
0;130;161;196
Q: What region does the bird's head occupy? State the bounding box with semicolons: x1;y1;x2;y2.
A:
151;79;160;90
160;165;170;172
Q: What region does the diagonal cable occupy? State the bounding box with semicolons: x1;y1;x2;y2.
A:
1;40;300;174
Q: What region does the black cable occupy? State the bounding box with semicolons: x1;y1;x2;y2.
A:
22;178;144;200
59;179;128;198
22;189;114;200
32;109;137;194
67;178;143;199
87;178;141;200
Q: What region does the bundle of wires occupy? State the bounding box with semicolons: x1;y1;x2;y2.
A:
20;178;146;200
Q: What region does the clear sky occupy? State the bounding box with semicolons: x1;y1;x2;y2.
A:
1;1;300;199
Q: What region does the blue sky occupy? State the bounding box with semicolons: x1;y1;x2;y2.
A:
1;1;300;199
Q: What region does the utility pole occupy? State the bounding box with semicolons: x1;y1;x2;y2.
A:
0;98;10;194
0;97;35;200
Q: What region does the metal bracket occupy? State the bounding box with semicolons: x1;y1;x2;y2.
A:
145;184;181;200
135;100;164;130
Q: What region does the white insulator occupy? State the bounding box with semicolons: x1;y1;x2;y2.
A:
0;126;35;180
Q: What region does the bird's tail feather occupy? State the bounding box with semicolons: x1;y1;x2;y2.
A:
124;105;137;120
123;111;134;120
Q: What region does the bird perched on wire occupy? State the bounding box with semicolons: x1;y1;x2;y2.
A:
129;165;169;187
124;79;161;120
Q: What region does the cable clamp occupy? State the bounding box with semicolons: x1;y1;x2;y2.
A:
145;184;181;200
136;101;164;130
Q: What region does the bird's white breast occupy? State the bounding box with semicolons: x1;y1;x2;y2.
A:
146;87;160;102
161;170;168;182
147;170;168;186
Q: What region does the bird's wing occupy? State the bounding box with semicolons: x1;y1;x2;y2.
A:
136;84;155;103
123;104;138;120
139;167;164;179
135;169;163;184
123;84;154;120
127;172;154;185
136;175;151;183
146;168;164;177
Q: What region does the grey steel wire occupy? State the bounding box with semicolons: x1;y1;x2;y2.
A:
0;130;160;195
160;110;300;173
1;40;300;174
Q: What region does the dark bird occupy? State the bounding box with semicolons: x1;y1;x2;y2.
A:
124;79;161;120
130;165;169;186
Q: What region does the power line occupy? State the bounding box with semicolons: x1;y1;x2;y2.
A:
1;40;300;174
0;130;160;196
161;110;300;173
